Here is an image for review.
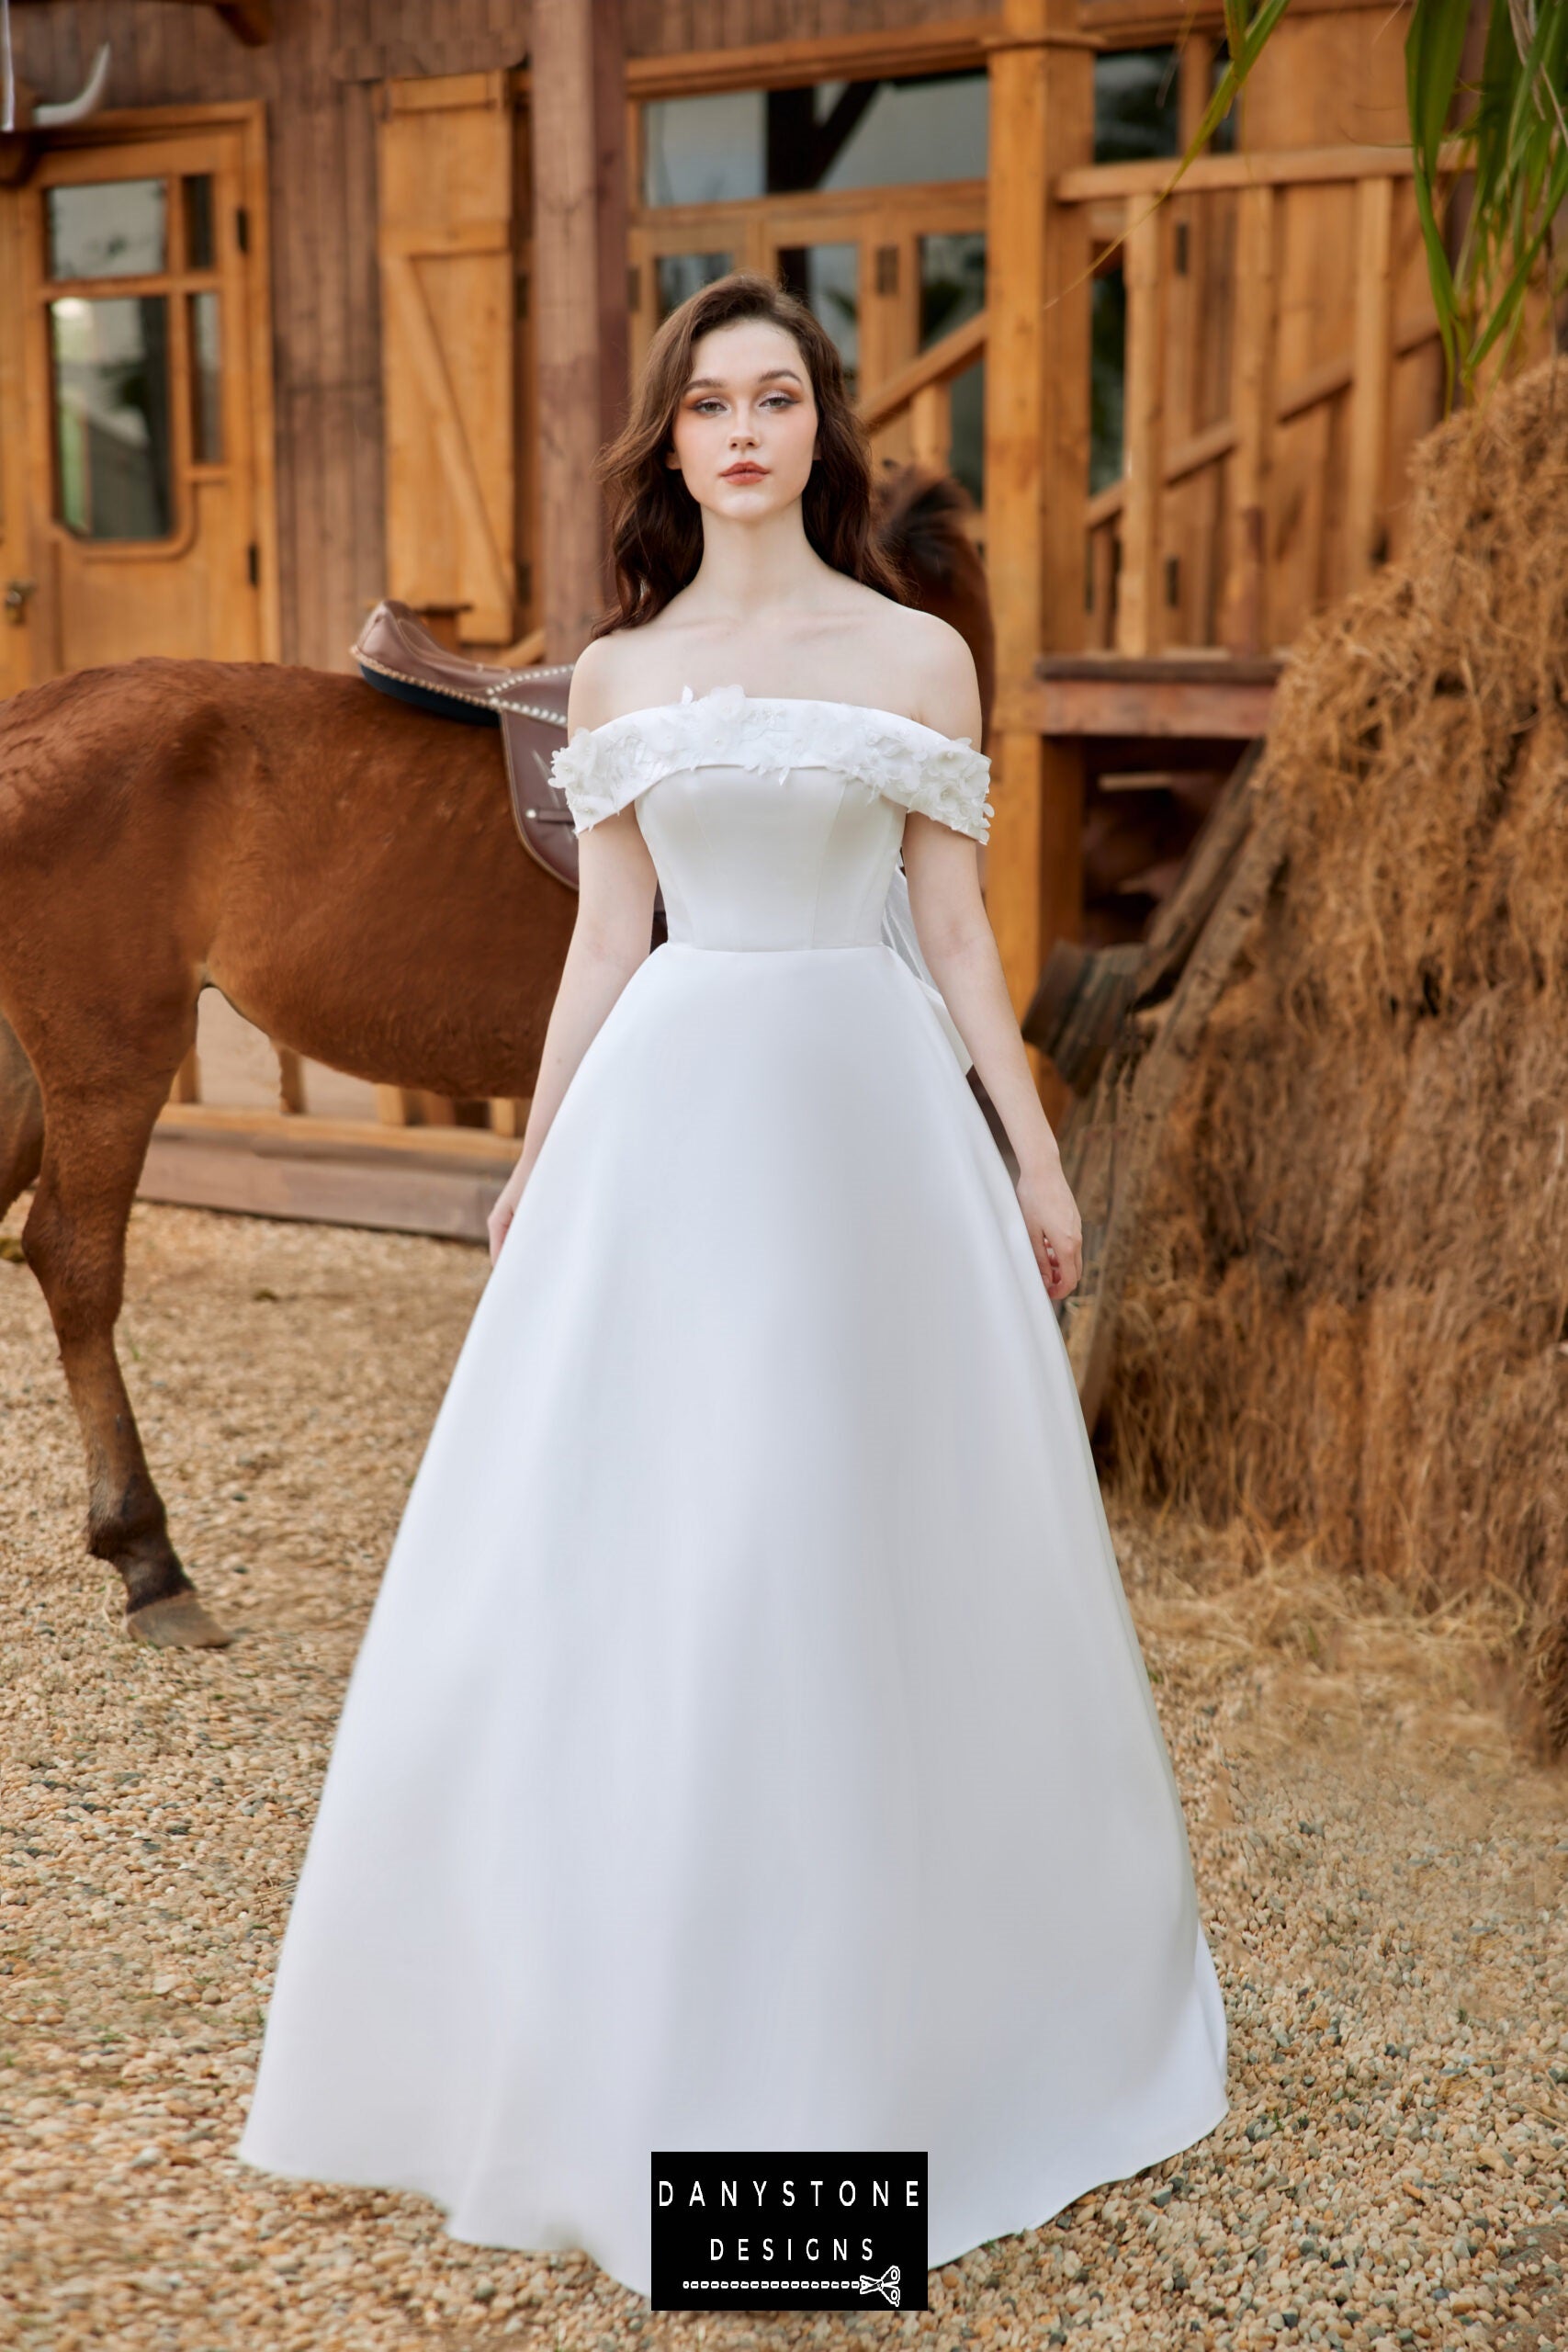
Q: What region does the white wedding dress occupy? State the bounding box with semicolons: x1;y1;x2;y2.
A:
236;685;1228;2300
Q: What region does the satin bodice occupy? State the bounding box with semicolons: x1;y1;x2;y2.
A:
549;684;994;955
635;764;906;949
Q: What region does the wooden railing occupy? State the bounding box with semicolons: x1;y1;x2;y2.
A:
859;141;1464;666
860;309;988;477
1055;141;1457;658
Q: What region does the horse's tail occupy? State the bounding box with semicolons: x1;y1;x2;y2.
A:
870;462;997;745
0;1010;43;1220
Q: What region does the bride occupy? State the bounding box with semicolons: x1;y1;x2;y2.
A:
236;270;1228;2304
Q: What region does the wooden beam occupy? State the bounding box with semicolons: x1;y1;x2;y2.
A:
1221;185;1279;657
984;0;1092;1120
1080;0;1403;29
531;0;628;662
1030;665;1280;740
1036;653;1282;683
1115;200;1166;655
141;1115;518;1244
1346;174;1393;587
623;18;991;99
154;1102;521;1162
591;0;631;472
1055;139;1464;205
857;307;987;430
910;383;952;473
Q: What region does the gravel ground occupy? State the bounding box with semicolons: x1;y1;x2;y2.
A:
1;1195;1564;2352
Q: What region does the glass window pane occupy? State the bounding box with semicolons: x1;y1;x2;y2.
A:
654;252;735;323
775;243;859;400
1093;50;1180;165
1090;269;1127;495
183;175;216;270
811;74;987;192
918;233;987;506
47;179;167;280
919;231;986;345
1210;42;1238;155
641;74;987;206
188;290;222;461
642;93;764;207
50;295;174;539
948;358;985;510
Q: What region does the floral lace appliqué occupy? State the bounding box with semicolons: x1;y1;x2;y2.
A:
549;682;993;842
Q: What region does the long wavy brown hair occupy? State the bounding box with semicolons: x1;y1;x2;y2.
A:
590;272;908;638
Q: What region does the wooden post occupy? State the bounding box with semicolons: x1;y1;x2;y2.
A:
910;381;952;473
1346;174;1393;587
1221;184;1278;656
984;0;1092;1118
531;0;629;662
1115;201;1166;655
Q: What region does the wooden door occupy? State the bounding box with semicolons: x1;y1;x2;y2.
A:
376;71;516;650
13;115;274;684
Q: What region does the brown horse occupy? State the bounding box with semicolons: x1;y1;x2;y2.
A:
0;466;995;1652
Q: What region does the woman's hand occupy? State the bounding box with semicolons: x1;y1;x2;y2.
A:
1017;1158;1084;1300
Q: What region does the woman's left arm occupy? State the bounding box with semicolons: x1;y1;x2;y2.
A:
904;631;1084;1301
903;817;1083;1300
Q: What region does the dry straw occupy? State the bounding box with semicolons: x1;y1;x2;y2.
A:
1106;357;1568;1753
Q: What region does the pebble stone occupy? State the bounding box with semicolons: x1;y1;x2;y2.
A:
1;1197;1564;2352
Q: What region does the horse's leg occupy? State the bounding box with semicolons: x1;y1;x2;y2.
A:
21;1069;230;1649
0;1014;44;1216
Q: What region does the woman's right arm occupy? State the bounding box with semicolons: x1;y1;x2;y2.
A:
486;809;656;1263
487;647;657;1262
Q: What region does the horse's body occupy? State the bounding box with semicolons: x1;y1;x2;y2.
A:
0;467;995;1649
0;662;579;1644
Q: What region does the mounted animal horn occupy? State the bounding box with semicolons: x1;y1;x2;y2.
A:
34;40;111;126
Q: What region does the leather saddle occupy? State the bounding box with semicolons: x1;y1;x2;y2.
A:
351;599;582;891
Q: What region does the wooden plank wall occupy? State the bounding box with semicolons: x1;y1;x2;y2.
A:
8;0;528;671
11;0;1002;670
1236;11;1440;634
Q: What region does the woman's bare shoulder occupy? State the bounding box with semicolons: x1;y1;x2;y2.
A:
866;600;982;740
564;632;635;735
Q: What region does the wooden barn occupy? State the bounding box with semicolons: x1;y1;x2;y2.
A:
0;0;1451;1233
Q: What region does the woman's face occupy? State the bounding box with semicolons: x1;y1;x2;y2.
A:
666;318;819;523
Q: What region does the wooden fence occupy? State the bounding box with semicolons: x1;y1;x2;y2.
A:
863;139;1458;664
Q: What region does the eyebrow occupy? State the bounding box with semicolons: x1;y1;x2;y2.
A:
683;368;806;391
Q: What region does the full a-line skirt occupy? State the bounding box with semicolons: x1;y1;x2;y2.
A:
236;939;1229;2298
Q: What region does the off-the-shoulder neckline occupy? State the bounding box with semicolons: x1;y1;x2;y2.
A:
565;687;976;753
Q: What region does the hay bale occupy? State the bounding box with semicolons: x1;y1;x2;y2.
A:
1108;357;1568;1750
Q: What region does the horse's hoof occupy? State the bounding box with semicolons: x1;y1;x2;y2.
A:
126;1591;232;1650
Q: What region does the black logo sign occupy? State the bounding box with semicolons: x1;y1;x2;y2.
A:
650;2151;929;2311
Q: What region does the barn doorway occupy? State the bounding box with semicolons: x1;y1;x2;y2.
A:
0;105;276;690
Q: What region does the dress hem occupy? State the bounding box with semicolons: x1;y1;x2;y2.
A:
232;2087;1231;2307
